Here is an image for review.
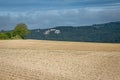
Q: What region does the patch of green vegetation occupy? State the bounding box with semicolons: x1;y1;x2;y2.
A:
0;33;9;40
0;23;30;40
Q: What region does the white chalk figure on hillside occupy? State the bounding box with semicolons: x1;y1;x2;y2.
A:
44;29;61;35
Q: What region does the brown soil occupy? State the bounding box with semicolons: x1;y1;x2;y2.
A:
0;40;120;80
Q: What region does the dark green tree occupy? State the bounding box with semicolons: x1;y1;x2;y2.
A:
13;23;30;39
5;32;13;39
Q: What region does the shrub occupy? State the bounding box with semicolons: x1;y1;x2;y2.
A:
5;32;12;39
0;33;9;40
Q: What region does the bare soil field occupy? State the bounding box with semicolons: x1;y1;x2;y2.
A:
0;40;120;80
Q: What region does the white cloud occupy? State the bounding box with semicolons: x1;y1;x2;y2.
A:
0;5;120;30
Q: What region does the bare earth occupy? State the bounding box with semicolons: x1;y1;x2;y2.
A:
0;40;120;80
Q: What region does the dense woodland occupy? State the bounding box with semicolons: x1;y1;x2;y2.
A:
25;21;120;43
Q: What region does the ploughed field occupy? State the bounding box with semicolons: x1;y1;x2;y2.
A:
0;40;120;80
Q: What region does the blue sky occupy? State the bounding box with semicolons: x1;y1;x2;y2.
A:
0;0;120;30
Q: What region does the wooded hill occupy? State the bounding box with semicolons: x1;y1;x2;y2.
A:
25;21;120;43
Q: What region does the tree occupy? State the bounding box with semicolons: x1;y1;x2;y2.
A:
5;32;13;39
13;23;30;39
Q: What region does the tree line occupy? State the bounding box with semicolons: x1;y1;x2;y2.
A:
0;23;30;39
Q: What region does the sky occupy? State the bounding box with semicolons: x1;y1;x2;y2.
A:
0;0;120;30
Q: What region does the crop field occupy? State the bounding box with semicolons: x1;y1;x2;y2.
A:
0;40;120;80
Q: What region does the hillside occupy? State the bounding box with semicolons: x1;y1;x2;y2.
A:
25;21;120;43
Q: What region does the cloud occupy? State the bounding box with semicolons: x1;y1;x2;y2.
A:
0;0;120;30
0;0;120;10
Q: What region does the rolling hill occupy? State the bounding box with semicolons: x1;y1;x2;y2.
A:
25;21;120;43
